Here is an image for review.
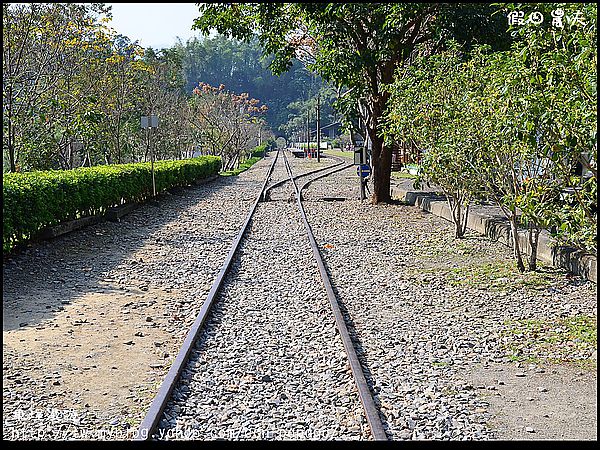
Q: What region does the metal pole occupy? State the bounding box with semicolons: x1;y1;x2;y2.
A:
359;165;366;201
304;118;308;158
150;126;156;197
316;95;321;163
307;109;311;159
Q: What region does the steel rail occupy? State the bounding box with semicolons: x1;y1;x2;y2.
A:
134;150;280;440
281;150;388;441
297;160;354;200
135;149;381;441
264;152;347;196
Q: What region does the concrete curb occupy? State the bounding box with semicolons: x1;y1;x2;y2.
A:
391;184;597;283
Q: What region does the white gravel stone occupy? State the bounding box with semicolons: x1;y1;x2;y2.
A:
299;162;596;440
157;153;369;441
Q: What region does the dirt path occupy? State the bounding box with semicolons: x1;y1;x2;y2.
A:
3;161;271;440
466;361;596;440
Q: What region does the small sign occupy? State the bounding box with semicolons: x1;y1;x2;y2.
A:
357;164;371;177
354;148;364;165
141;115;159;129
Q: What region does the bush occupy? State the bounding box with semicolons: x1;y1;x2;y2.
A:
251;139;276;157
3;156;221;253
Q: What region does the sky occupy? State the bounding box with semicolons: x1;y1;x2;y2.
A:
104;3;204;49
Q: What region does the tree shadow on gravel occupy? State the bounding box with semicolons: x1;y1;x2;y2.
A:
2;175;257;331
386;199;412;207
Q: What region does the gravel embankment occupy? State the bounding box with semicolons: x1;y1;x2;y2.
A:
301;165;597;440
3;157;274;440
157;153;369;440
4;150;595;441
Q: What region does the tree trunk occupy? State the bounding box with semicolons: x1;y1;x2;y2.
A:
7;86;17;172
116;122;121;164
527;224;541;271
367;89;392;204
509;213;525;272
8;118;17;172
104;149;111;165
349;129;356;148
461;203;470;237
8;140;16;173
449;196;467;239
68;139;74;170
369;130;392;204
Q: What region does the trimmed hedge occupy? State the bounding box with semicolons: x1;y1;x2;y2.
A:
220;156;262;177
3;156;221;253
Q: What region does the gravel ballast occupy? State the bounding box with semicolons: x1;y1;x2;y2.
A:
3;150;596;440
301;163;596;440
156;153;369;440
3;157;275;440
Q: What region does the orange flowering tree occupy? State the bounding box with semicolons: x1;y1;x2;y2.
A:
189;82;268;170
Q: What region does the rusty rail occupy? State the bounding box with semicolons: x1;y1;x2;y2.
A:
281;149;388;441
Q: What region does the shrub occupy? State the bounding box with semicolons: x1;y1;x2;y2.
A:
221;143;269;177
3;156;221;253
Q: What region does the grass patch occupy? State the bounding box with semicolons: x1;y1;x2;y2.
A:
407;233;485;262
220;156;261;177
431;361;450;367
451;240;482;257
391;171;417;180
502;315;597;369
323;150;353;160
444;260;559;291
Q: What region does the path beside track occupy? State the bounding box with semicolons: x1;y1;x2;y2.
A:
3;156;276;440
301;165;597;440
3;151;596;441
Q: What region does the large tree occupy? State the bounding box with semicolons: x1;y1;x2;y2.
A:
192;3;510;203
2;3;112;171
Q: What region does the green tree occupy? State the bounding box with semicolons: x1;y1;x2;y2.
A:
192;3;511;204
2;3;112;171
385;43;484;238
188;82;268;170
502;3;597;254
172;35;320;135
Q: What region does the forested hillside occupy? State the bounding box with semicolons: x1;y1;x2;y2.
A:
168;35;340;135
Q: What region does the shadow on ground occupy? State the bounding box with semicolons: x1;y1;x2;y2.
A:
2;175;255;332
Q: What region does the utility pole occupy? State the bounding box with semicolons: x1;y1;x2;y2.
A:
307;109;311;159
316;94;321;163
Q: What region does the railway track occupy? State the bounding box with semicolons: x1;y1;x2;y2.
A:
134;149;386;441
264;152;347;201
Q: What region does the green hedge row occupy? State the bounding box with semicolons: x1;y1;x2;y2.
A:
250;141;273;158
3;156;221;253
220;156;262;177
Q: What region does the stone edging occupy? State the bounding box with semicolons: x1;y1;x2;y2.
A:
390;184;597;283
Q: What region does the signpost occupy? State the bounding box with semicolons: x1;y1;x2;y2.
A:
356;164;371;177
354;147;367;165
353;147;369;200
141;115;159;197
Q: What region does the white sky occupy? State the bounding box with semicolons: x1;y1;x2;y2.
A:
104;3;204;49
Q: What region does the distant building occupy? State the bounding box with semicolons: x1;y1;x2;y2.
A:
320;121;342;140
